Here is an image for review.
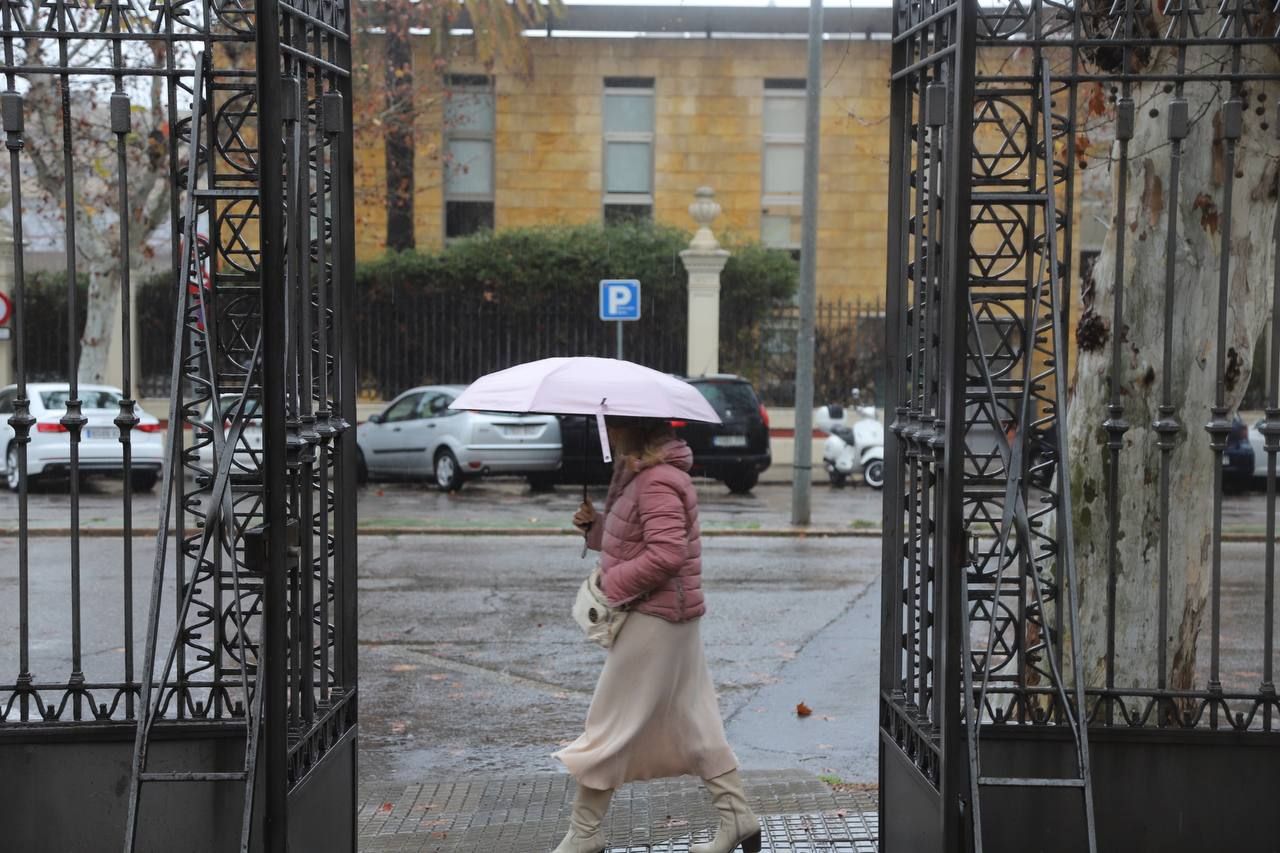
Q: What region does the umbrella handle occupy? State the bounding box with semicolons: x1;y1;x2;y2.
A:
581;418;590;558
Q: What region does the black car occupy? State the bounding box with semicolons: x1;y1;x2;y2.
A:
1224;415;1254;492
551;375;772;494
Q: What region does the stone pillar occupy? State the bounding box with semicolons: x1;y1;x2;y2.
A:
0;217;13;387
680;187;730;378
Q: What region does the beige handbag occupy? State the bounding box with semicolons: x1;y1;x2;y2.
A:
573;568;628;649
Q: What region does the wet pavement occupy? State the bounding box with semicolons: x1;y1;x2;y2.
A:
358;771;878;852
0;532;885;786
356;533;883;786
0;477;885;533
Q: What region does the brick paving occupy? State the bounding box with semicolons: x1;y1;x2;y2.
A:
358;770;878;852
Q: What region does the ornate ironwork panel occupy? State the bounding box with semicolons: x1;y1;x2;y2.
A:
880;3;978;849
0;0;357;844
884;1;1280;849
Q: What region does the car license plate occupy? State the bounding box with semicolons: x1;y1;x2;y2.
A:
504;425;537;438
86;427;120;441
713;435;748;448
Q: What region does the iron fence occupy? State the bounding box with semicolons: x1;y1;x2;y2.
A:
881;2;1280;851
723;299;886;408
345;290;887;408
352;290;686;400
1;0;358;843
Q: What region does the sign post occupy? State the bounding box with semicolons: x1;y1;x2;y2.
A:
599;279;641;360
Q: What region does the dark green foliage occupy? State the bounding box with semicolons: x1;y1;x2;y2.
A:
352;222;798;397
16;271;89;381
355;221;797;312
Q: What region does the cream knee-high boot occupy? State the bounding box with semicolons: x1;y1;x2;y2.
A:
552;784;614;853
690;769;761;853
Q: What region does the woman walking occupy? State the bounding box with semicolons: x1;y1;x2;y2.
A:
553;417;761;853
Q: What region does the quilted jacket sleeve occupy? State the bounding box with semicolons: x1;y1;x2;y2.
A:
585;518;605;552
601;474;689;606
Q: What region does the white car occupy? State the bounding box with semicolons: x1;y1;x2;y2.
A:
192;394;263;475
0;382;165;491
356;385;561;491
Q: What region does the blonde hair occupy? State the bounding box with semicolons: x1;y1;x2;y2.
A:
608;418;676;468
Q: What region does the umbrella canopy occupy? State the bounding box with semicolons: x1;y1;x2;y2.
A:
449;357;722;424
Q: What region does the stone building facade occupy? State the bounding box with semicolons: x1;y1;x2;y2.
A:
352;21;895;304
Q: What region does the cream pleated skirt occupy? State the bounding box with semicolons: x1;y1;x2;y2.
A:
555;611;739;790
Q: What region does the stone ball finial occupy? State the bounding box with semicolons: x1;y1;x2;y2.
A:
687;186;722;253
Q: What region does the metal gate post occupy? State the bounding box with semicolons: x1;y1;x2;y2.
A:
937;3;977;849
255;0;288;840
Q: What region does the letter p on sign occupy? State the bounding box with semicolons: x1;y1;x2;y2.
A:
599;280;641;322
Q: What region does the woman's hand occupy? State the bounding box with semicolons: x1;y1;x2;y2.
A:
573;500;597;532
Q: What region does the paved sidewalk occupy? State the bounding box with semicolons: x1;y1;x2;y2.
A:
358;770;878;852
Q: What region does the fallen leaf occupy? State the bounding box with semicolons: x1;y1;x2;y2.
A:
378;802;394;814
797;702;813;717
430;674;448;681
390;663;419;673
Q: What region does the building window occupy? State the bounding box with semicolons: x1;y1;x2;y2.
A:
444;74;495;239
603;78;654;223
761;80;806;255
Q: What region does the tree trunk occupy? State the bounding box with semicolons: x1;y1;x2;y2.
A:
78;262;122;386
1069;56;1280;691
384;1;416;252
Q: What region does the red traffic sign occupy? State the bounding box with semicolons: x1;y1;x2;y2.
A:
0;291;10;326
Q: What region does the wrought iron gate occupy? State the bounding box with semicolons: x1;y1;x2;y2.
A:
0;0;357;847
882;2;1280;851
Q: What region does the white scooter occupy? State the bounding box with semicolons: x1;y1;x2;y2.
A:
820;388;885;490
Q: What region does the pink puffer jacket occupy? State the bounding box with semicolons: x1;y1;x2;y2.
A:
585;439;705;623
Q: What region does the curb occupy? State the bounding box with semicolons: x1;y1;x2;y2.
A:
1;526;887;539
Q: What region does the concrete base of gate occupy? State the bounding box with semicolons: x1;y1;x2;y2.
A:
882;726;1280;851
357;770;878;852
0;719;355;852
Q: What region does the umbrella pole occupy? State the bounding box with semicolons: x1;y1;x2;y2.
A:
580;416;590;558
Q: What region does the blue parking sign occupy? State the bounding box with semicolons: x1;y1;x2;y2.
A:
599;280;641;321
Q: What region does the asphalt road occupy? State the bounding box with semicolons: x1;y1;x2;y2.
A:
0;532;885;786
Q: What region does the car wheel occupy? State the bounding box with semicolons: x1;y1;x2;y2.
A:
862;459;885;490
130;470;159;492
724;469;759;495
356;448;369;485
527;473;557;493
5;445;23;493
434;449;463;492
828;469;848;489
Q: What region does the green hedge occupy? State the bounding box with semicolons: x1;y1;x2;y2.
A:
355;221;797;319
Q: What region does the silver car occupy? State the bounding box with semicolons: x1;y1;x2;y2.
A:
355;385;561;491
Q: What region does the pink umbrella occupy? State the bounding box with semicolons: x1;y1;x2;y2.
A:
452;356;719;555
449;357;721;426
